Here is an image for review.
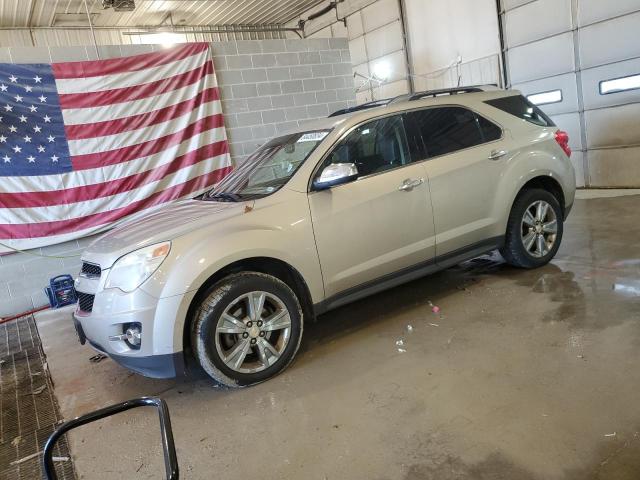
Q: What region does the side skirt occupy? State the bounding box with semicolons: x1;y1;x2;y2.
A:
313;236;504;316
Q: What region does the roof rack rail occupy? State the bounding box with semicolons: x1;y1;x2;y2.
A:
408;86;486;101
327;85;500;117
328;98;392;117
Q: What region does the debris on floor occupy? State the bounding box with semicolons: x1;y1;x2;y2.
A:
604;432;617;438
427;300;441;314
429;323;439;327
396;339;405;346
28;385;47;395
406;324;414;332
89;353;108;363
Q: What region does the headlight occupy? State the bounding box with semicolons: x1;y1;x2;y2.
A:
105;242;171;293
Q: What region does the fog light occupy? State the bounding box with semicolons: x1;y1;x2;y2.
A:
125;325;142;348
109;322;142;350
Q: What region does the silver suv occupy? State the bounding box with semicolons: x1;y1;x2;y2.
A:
74;87;576;387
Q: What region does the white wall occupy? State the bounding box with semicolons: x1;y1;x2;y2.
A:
291;0;503;101
502;0;640;187
405;0;501;75
289;0;411;103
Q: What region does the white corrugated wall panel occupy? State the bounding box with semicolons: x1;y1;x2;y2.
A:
577;0;640;26
361;0;400;31
507;32;575;84
349;36;368;65
512;72;580;116
580;57;640;110
503;0;640;186
584;103;640;149
578;11;640;69
363;20;403;60
504;0;572;48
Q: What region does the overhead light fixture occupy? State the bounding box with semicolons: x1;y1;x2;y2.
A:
52;13;99;27
142;32;186;48
372;61;391;81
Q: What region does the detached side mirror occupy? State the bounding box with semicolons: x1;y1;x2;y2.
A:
313;163;359;190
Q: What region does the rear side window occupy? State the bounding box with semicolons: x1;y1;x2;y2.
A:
477;115;502;142
405;107;502;159
485;95;555;127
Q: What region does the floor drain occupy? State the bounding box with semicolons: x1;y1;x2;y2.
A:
0;315;76;480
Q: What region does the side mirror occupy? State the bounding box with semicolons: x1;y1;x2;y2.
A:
313;163;359;190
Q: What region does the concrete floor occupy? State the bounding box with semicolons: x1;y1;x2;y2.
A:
36;193;640;480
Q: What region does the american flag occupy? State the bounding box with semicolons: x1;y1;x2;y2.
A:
0;42;232;252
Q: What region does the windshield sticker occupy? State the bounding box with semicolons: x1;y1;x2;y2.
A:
298;131;328;142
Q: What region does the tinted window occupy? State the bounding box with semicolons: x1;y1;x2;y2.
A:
485;95;555;127
405;107;499;158
322;115;411;178
477;115;502;142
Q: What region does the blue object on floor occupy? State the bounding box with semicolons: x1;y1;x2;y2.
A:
44;275;77;309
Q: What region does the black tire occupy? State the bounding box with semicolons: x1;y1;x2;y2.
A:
191;272;303;387
500;188;564;269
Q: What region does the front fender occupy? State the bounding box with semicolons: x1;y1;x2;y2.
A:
138;193;324;352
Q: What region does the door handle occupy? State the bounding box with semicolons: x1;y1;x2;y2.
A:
398;178;424;191
488;149;508;160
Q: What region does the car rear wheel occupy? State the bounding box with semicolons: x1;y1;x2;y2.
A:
501;188;564;268
191;272;303;387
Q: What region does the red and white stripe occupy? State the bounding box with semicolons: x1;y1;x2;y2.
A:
0;43;232;251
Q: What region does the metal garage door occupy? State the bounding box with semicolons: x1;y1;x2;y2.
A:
500;0;640;187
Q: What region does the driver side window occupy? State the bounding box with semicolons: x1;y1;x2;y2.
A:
323;115;411;178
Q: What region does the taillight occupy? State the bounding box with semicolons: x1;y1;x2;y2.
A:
555;130;571;158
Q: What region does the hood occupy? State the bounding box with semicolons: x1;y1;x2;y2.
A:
82;199;247;268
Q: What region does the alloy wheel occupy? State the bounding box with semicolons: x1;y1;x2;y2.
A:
214;291;292;374
520;200;558;258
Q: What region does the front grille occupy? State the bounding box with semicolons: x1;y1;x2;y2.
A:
81;262;101;278
77;292;95;313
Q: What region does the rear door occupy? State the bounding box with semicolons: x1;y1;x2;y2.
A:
404;106;506;257
308;114;435;298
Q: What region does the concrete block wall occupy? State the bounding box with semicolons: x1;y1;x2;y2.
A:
210;38;355;164
0;39;356;317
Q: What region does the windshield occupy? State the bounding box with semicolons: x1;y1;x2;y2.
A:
204;130;330;201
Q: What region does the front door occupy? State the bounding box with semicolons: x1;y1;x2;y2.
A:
308;115;436;298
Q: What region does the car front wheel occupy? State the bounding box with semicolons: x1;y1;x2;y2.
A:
191;272;303;387
501;188;564;268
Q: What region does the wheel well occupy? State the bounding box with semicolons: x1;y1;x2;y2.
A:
516;176;565;216
182;257;315;353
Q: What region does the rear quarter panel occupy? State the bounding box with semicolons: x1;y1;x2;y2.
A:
486;124;577;237
473;95;576;218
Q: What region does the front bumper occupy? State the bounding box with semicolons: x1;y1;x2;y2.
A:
73;274;188;379
73;317;183;378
